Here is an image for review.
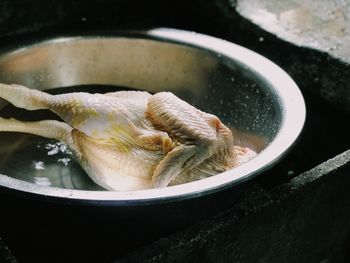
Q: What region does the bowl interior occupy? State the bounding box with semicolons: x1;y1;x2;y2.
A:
0;29;305;202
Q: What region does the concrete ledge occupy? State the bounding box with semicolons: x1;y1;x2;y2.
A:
118;150;350;262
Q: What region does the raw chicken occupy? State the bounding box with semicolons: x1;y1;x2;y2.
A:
0;83;256;191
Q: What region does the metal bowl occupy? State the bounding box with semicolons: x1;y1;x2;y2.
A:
0;28;305;202
0;28;305;259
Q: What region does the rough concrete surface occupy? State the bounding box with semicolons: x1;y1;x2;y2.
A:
118;150;350;263
237;0;350;63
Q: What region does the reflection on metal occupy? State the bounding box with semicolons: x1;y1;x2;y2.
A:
0;37;217;93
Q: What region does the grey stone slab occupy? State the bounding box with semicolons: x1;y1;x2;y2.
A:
117;150;350;263
236;0;350;64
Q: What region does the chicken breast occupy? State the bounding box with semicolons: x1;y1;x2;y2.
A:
0;83;256;191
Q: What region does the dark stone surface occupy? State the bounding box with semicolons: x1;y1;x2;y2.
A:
118;150;350;263
0;237;17;263
0;0;211;39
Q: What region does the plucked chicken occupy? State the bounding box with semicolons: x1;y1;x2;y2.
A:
0;83;256;191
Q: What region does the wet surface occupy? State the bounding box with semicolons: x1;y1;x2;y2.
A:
0;134;102;190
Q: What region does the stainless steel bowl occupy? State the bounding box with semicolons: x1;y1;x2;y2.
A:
0;28;305;261
0;28;305;203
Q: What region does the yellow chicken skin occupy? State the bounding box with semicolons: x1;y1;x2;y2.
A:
0;83;256;191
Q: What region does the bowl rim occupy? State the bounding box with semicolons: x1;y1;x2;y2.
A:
0;28;306;205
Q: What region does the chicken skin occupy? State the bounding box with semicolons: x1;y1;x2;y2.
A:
0;83;256;191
